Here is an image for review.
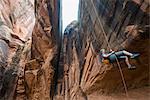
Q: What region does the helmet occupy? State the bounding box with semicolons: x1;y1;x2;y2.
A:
100;49;105;52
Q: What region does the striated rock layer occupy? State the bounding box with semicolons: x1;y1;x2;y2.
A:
0;0;35;99
56;0;149;100
26;0;61;99
0;0;149;100
0;0;61;100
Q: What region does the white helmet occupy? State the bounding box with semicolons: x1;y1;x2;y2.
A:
100;49;105;53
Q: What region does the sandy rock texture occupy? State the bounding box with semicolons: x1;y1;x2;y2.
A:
0;0;149;100
0;0;35;99
0;0;61;100
55;0;149;100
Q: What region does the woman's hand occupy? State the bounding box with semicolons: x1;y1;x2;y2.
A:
110;49;113;52
110;49;115;52
112;51;115;53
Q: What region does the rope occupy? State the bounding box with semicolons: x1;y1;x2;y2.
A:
115;56;129;98
90;0;129;98
90;1;111;49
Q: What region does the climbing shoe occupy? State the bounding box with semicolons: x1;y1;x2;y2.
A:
131;53;140;59
128;66;136;70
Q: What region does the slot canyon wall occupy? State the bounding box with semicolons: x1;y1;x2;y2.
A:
0;0;35;99
55;0;149;100
0;0;149;100
0;0;61;100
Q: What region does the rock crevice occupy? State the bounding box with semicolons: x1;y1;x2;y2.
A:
55;0;149;100
0;0;149;100
0;0;61;100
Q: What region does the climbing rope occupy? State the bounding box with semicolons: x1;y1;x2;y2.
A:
115;56;129;97
89;0;129;98
90;1;111;49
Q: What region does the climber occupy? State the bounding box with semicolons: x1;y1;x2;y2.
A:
100;49;140;69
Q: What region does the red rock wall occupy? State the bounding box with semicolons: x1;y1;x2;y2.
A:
25;0;62;99
0;0;35;99
0;0;61;100
56;0;149;100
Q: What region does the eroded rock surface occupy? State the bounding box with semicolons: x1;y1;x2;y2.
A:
0;0;61;100
25;0;61;99
0;0;35;99
55;0;149;100
0;0;149;100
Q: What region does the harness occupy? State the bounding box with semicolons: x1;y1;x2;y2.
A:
102;57;110;64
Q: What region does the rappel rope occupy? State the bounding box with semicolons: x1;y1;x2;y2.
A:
90;0;129;98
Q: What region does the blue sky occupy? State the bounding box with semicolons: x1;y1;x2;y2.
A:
62;0;79;32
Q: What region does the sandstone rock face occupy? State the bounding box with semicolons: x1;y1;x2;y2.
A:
0;0;61;100
56;0;149;100
25;0;61;100
0;0;149;100
0;0;35;99
0;0;35;67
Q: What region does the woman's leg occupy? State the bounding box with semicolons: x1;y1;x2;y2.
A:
124;56;131;68
117;50;139;58
124;56;135;69
122;50;133;57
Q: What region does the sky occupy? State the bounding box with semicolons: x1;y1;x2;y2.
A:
62;0;79;32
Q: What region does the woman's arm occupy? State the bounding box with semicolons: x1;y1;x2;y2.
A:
102;51;115;58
